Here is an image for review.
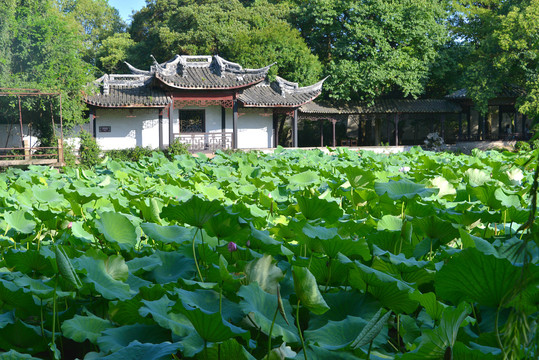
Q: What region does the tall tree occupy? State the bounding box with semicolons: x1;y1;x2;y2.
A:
0;0;93;128
129;0;322;85
448;0;539;118
56;0;126;74
292;0;447;102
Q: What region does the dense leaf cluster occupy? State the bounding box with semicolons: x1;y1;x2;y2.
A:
0;148;537;359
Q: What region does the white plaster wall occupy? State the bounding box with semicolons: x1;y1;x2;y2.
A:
0;124;39;148
95;108;161;150
237;108;273;149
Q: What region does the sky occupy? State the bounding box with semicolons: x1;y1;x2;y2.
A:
108;0;147;23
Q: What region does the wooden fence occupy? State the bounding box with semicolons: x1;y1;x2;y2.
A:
0;139;64;166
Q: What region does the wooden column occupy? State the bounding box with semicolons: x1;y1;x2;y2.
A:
331;119;336;147
89;107;96;138
522;114;527;138
58;138;64;164
168;102;174;146
273;112;279;147
375;118;381;146
458;112;462;141
498;106;503;140
292;109;298;147
466;108;471;140
394;113;400;146
221;106;227;147
232;100;238;149
386;116;391;144
441;114;446;141
158;108;164;150
320;120;324;147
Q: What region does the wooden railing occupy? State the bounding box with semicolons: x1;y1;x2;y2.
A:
174;132;233;151
0;139;64;166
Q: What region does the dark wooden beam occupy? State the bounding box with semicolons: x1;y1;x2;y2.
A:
292;109;298;147
232;100;238;149
158;108;163;150
168;102;174;146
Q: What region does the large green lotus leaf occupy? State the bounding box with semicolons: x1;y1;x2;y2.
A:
305;316;369;350
308;290;381;330
297;196;343;222
0;311;15;328
0;279;39;318
140;223;194;244
494;188;522;209
175;302;248;343
95;212;138;250
3;249;54;275
429;176;456;198
295;345;362;360
162;185;193;202
0;349;41;359
161;195;223;228
435;248;526;307
377;215;402;231
139;296;192;337
459;229;499;257
144;251;195;284
302;223;339;240
371;258;434;287
307;256;353;288
204;210;247;240
12;275;72;300
32;187;63;204
320;237;371;261
374;179;438;200
412;215;459;244
97;324;171;353
61;313;113;344
108;298;154;326
100;341;182;360
126;254;162;275
204;339;255;360
238;283;299;343
71;221;96;244
73;256;133;301
469;184;502;209
4;211;36;234
409;292;447;322
349;262;418;314
0;320;48;355
400;302;470;360
174;289;243;323
245;254;284;294
343;166;376;188
288;171;319;187
292;266;330;315
464;168;491;187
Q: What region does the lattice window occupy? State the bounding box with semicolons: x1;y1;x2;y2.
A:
180;110;205;132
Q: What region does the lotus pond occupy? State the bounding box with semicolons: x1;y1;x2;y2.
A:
0;147;537;359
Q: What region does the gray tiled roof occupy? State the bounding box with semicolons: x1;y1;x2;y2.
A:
239;76;327;107
300;99;461;114
133;55;271;90
446;86;525;100
84;75;170;108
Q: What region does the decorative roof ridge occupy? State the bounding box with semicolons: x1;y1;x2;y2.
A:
270;76;328;98
92;73;151;95
294;76;329;94
125;61;152;75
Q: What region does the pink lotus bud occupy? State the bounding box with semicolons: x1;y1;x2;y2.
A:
67;222;73;229
227;241;237;252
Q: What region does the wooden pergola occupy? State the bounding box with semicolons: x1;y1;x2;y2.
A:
299;99;462;146
0;88;64;166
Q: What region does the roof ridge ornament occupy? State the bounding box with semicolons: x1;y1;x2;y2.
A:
124;61;152;75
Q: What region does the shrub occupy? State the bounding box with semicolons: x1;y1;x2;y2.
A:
79;130;101;168
514;141;531;152
106;147;154;162
164;139;190;159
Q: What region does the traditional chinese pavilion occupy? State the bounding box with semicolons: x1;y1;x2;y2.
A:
84;55;326;150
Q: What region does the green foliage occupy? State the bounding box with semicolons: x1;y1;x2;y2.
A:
106;146;154;162
164;139;190;159
98;32;135;73
128;0;321;85
0;0;93;127
515;141;531;152
78;130;101;168
292;0;446;101
0;149;537;358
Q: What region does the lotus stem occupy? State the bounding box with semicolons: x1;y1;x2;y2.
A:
192;228;204;282
266;305;279;360
367;340;373;360
51;276;58;355
296;300;308;360
495;304;506;358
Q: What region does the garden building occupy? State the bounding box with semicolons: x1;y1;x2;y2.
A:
84;55;326;151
